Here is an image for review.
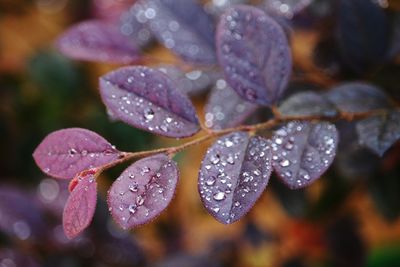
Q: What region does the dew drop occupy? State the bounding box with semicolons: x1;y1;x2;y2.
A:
280;159;290;167
136;195;145;206
212;207;220;213
206;176;216;186
213;191;226;201
143;108;155;121
128;204;137;214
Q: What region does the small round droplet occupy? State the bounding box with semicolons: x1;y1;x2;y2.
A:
213;191;226;201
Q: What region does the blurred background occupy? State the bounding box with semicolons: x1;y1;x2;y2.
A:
1;0;400;266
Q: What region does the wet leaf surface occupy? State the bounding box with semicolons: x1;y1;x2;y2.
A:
33;128;120;179
199;132;272;224
216;5;292;105
99;66;200;138
108;154;178;229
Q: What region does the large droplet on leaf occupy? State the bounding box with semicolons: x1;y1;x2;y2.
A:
107;154;179;229
271;121;338;189
99;66;200;138
216;5;292;106
198;132;272;224
33;128;120;179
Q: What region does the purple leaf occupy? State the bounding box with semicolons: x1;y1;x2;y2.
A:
56;20;141;64
271;121;338;189
326;82;391;113
216;5;292;106
33;128;120;179
63;171;98;239
107;154;179;229
278;91;337;117
198;132;272;224
356;110;400;156
0;249;39;267
99;66;200;138
205;79;259;130
205;0;250;17
263;0;312;19
141;0;216;64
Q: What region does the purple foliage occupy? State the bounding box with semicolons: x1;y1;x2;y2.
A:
63;171;98;239
198;132;272;224
0;249;39;267
33;128;120;179
205;79;259;130
107;154;178;229
216;5;292;106
56;20;141;64
326;82;391;113
271;121;338;189
99;66;200;138
356;110;400;156
141;0;216;64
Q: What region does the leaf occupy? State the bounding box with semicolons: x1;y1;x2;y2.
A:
63;171;98;239
204;79;259;130
326;82;391;113
107;154;179;229
99;66;200;138
336;0;389;74
216;5;292;106
142;0;216;64
278;91;337;117
271;121;338;189
56;20;141;64
33;128;120;179
205;0;250;17
198;132;272;224
263;0;313;18
356;110;400;156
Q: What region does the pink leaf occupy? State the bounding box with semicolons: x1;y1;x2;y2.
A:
63;171;98;239
33;128;120;179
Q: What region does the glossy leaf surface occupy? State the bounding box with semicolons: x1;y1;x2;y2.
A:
33;128;120;179
326;82;391;113
142;0;216;64
108;154;178;229
63;171;98;239
199;132;272;224
56;20;141;64
271;121;338;189
356;110;400;156
99;66;200;138
217;5;292;105
205;79;259;129
278;91;337;117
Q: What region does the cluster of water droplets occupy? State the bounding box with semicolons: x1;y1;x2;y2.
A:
199;132;272;224
271;121;338;189
264;0;312;19
108;155;177;229
205;79;258;129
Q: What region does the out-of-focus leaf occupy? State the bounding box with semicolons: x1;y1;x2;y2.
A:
263;0;313;19
153;253;221;267
367;244;400;267
33;128;120;179
336;0;389;74
205;79;259;130
205;0;249;17
198;132;272;224
0;249;39;267
356;110;400;156
108;154;178;229
142;0;216;64
278;91;337;117
271;121;338;189
63;171;98;239
99;66;200;138
326;82;391;113
56;20;141;64
216;5;292;105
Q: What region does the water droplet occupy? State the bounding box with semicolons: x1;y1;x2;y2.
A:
253;169;261;176
212;207;220;213
140;167;150;175
143;108;155;121
213;191;226;201
234;201;240;207
128;204;137;214
275;138;283;145
225;139;234;147
68;148;78;157
136;195;145;206
210;154;220;164
280;159;290;167
129;184;138;192
206;176;216;186
226;155;234;164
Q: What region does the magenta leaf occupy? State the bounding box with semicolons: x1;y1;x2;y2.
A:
56;20;141;64
278;91;337;117
271;121;338;189
33;128;120;179
63;171;98;239
107;154;179;229
198;132;272;224
205;79;259;130
99;66;200;138
216;5;292;106
263;0;312;18
141;0;216;64
326;82;391;113
356;110;400;156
